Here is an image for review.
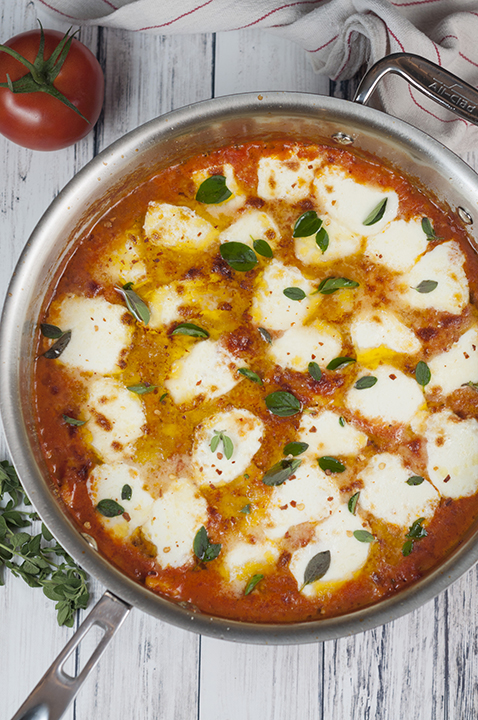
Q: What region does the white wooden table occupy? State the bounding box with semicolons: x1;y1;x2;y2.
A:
2;3;478;719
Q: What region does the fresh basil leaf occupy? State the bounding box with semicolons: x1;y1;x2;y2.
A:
265;390;301;417
326;356;356;371
402;539;414;556
171;322;209;338
40;323;63;339
127;383;157;394
318;456;345;473
253;238;273;258
196;174;232;204
258;327;272;344
220;241;258;272
239;504;251;514
308;361;322;382
421;217;438;241
97;499;124;518
315;226;329;254
339;416;346;427
62;415;86;427
193;526;221;561
210;430;234;460
462;381;478;391
415;361;431;387
407;476;424;486
317;277;359;294
406;517;427;540
116;285;150;325
283;287;306;301
245;573;264;595
121;484;132;501
238;367;263;385
283;441;309;457
303;550;331;586
159;392;168;403
363;198;388;226
414;280;438;294
210;433;221;454
262;457;302;486
354;376;377;390
43;330;72;359
353;530;375;543
348;492;359;515
293;210;322;238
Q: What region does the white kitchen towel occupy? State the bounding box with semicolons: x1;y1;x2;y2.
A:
35;0;478;155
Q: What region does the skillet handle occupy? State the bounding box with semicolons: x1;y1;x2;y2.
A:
10;591;132;720
354;52;478;127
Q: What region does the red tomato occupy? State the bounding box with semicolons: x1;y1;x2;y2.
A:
0;29;104;151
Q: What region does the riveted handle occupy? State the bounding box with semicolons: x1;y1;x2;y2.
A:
11;591;132;720
354;53;478;127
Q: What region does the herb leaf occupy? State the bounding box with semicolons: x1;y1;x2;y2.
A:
293;210;322;238
354;376;378;390
462;381;478;392
253;238;273;258
196;175;232;204
406;476;424;486
258;327;272;344
262;458;302;486
283;287;306;301
406;517;427;540
414;280;438;294
354;529;375;543
40;323;63;339
415;361;431;387
245;573;264;595
315;226;329;254
210;430;234;460
121;484;132;501
96;499;125;518
283;441;309;457
116;284;150;325
402;539;414;556
318;456;346;473
363;198;388;226
348;492;360;515
317;277;359;295
220;241;258;272
43;330;72;359
171;322;209;338
238;367;263;385
326;356;356;371
127;383;158;394
62;415;86;427
303;550;331;587
308;361;322;382
421;217;438;241
265;390;301;417
239;504;251;514
193;526;221;561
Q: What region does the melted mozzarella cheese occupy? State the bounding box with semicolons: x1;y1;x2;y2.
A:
251;259;316;331
52;295;134;375
345;365;424;425
428;327;478;396
289;506;371;597
143;203;217;249
100;236;147;285
298;412;368;458
219;209;280;248
351;310;421;355
165;339;239;404
222;539;279;591
87;462;154;537
314;167;399;235
425;410;478;498
294;216;362;265
358;452;439;527
268;321;342;372
192;409;264;486
142;477;208;568
399;241;469;314
264;460;339;540
257;154;320;202
85;377;146;462
364;218;428;272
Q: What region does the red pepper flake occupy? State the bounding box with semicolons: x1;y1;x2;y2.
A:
443;474;451;483
389;374;397;380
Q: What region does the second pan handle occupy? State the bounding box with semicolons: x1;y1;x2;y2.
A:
354;52;478;127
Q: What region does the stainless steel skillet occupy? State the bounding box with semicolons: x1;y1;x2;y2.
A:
3;53;478;720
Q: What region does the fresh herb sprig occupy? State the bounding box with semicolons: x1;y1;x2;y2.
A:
0;461;89;627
